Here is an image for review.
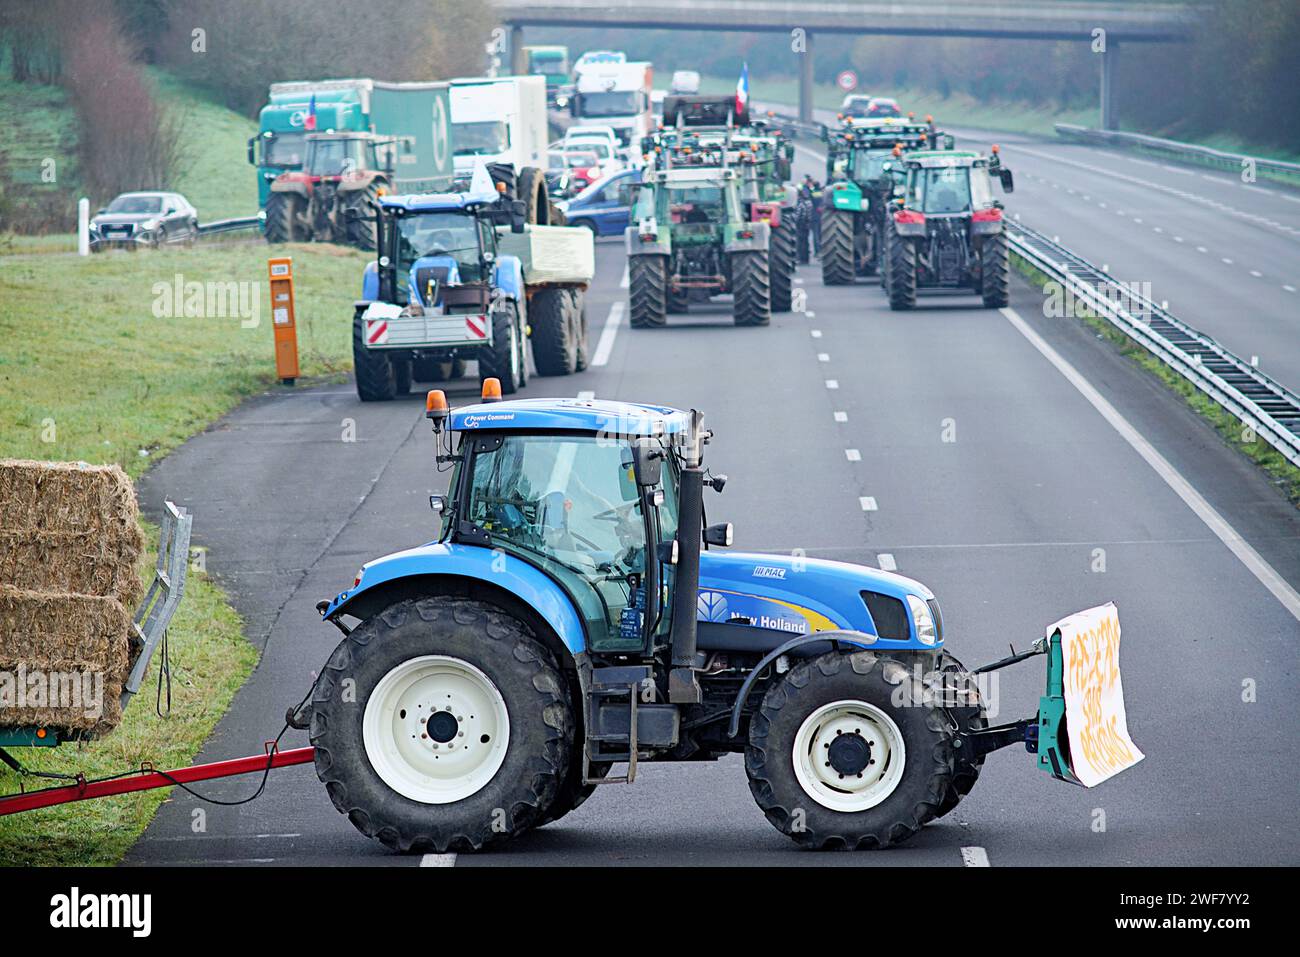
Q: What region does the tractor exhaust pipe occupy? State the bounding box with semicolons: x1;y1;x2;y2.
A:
668;411;706;704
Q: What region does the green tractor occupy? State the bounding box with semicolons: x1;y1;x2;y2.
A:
881;147;1015;310
626;97;773;328
819;117;948;285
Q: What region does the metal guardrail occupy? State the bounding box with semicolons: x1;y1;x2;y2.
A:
1054;124;1300;180
197;215;262;237
1007;220;1300;469
120;502;193;711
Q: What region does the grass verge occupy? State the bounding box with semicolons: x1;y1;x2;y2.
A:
1010;253;1300;509
0;240;366;865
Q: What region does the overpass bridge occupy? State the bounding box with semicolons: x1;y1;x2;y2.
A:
492;0;1200;128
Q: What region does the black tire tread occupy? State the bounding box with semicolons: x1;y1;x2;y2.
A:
530;287;577;376
628;254;668;328
770;218;797;313
980;232;1010;308
730;250;772;327
352;311;398;401
819;208;855;285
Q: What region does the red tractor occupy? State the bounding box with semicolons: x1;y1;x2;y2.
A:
265;131;394;249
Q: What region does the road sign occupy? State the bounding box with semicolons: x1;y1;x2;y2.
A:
836;70;858;92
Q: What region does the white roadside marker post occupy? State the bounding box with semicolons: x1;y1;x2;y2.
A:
78;197;89;257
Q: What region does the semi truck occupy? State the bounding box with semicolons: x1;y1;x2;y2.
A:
449;76;548;183
523;45;570;104
569;60;654;155
251;79;454;216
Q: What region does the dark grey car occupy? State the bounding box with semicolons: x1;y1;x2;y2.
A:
89;192;199;251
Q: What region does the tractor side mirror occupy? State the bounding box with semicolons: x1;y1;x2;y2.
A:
510;200;527;233
1000;169;1015;193
247;137;256;165
943;134;955;150
703;522;734;547
629;438;662;487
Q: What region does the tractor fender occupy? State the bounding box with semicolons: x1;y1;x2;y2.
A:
724;220;769;254
725;630;894;738
337;171;387;195
492;255;525;303
323;542;588;655
270;173;311;199
624;225;670;257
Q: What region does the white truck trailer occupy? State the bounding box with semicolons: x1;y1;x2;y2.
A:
569;61;654;156
449;75;548;181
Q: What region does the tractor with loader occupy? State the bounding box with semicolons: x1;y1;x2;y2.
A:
881;146;1015;310
627;96;775;328
350;164;592;401
293;385;1142;852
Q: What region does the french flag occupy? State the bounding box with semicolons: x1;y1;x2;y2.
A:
305;94;317;131
735;62;749;115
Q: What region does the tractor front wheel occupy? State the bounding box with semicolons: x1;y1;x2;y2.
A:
746;650;955;849
980;233;1010;308
819;208;855;286
730;250;771;327
265;191;306;243
309;597;574;853
628;254;668;328
930;651;988;820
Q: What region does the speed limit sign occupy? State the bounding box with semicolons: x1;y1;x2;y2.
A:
836;70;858;92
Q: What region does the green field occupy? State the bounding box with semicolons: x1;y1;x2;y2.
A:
0;240;365;865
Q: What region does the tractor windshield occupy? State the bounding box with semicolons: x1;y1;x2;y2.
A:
395;212;486;284
908;166;982;215
465;434;677;650
851;149;896;183
307;138;370;176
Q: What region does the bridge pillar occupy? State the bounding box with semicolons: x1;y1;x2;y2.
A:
1099;41;1119;130
510;24;525;77
798;30;815;124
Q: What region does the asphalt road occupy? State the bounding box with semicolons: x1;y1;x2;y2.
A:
776;99;1300;395
125;178;1300;866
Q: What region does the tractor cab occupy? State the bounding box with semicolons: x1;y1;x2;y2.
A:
302;132;393;182
375;191;504;308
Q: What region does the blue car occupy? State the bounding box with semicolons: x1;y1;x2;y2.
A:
559;168;641;236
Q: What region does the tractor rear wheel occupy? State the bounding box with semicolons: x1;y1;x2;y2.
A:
628;254;668;328
746;650;955;849
572;291;591;371
517;167;550;225
770;218;797;313
819;208;855;286
530;287;578;376
885;226;918;311
666;280;690;314
310;597;574;853
930;651;988;820
980;233;1010;308
795;203;812;265
478;300;527;394
264;191;306;243
730;250;771;327
343;181;381;250
352;311;398;401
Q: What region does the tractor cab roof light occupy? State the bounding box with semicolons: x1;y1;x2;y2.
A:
425;390;449;430
481;378;503;402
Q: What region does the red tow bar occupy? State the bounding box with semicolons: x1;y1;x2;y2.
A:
0;746;316;817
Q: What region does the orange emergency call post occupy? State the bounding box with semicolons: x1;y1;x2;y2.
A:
268;257;300;385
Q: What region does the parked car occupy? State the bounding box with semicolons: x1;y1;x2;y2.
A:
556;167;641;236
89;192;199;251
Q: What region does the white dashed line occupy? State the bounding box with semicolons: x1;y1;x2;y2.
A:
961;846;991;867
1250;270;1263;278
811;329;822;338
817;353;830;362
833;411;848;422
845;449;861;461
619;265;629;289
576;390;595;400
877;553;897;571
1197;246;1208;253
1222;258;1233;265
858;496;878;511
1284;285;1296;293
825;379;839;390
421;854;457;867
805;311;816;318
590;301;624;367
1001;306;1300;623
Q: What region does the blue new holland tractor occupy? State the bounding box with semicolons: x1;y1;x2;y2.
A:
299;386;1126;852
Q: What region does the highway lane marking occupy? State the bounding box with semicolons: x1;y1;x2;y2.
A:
1250;270;1263;277
1002;306;1300;623
590;301;624;367
818;353;830;362
619;265;629;289
577;390;595;400
806;310;816;318
825;379;839;389
833;411;848;422
811;329;822;338
421;853;457;867
877;553;897;571
1285;285;1296;293
858;496;878;511
961;846;991;867
845;449;861;461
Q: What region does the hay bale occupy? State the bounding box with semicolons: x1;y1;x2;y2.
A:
0;459;144;608
0;584;131;737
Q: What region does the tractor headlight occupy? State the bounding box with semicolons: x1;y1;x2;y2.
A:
906;594;937;645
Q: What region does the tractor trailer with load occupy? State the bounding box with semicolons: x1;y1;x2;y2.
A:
257;79;454;247
450;76;548;183
351;166;592;400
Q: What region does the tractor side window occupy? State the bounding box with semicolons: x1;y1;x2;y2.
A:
969;168;993;209
466;435;651;651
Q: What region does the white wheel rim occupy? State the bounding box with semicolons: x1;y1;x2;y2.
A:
362;655;510;805
791;699;907;813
